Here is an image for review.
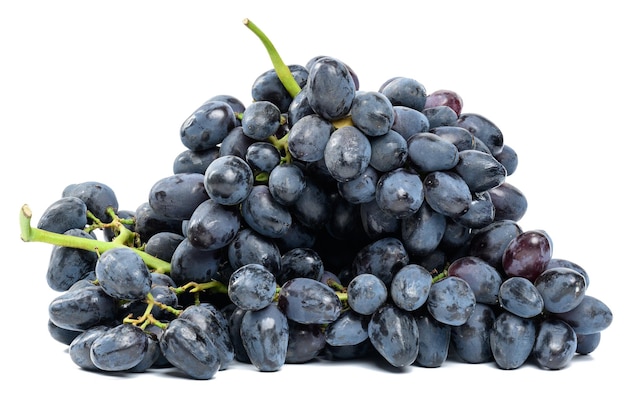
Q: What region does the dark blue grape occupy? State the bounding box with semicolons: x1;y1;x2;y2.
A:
129;331;162;373
324;126;372;182
414;312;451;368
68;325;110;370
488;182;528;222
186;199;241;251
490;312;536;369
144;231;185;263
454;191;495;229
498;276;544;318
368;303;419;367
206;94;246;117
306;56;356;121
554;295;613;335
148;173;209;220
375;168;424;218
245;141;281;173
380;77;427;111
219;126;255;159
278;278;341;324
227;228;281;275
534;267;586;313
430;126;475;151
359;198;400;239
241;185;292;239
468;219;522;271
494;144;518;176
407;132;459;172
291;176;332;230
423;171;472;218
368;129;408;172
278;247;324;285
454;149;507;193
95;247;152;301
37;197;87;234
287;114;333;162
423;105;458;128
546;258;590;287
456;113;504;155
447;256;502;305
251;65;308;112
268;162;306;206
48;319;82;345
352;237;409;287
169;238;223;285
325;310;370;347
46;228;98;292
204;154;254;206
390;264;432;311
350;91;394;137
287;85;315;126
48;283;117;331
337;166;378;204
240;303;289;372
62;181;118;223
400;202;446;258
241;100;282;140
450;303;495;363
427;276;476;326
133;201;183;243
173;147;220;175
346;273;388;315
159;317;221;379
533;318;577;370
390;106;430;139
90;323;149;372
228;264;277;311
227;307;251;363
576;332;601;355
286;322;326;363
180;100;236;151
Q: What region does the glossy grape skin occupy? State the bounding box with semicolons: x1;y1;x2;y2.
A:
37;196;87;234
227;228;281;275
62;181;119;223
533;318;577;370
287;85;315;126
350;91;395;136
337;165;378;204
454;149;507;193
490;312;536;369
375;168;424;218
380;76;427;111
48;319;82;345
278;247;324;285
546;258;590;288
368;303;419;367
325;310;370;347
173;147;220;175
390;106;430;139
227;307;251;363
447;256;502;305
352;237;409;287
68;325;110;370
48;284;117;331
186;199;241;251
241;100;282;140
554;295;613;335
534;267;586;313
178;303;235;369
90;323;149;372
423;171;472;218
287;114;333;162
368;130;408;172
455;191;495;229
160;317;222;379
407;132;459;172
359;198;400;239
401;202;446;258
291;176;332;230
430;126;476;152
427;276;476;326
148;173;208;220
390;264;432;311
424;89;463;116
286;322;326;363
488;182;528;222
498;276;544;318
324;126;372;182
414;312;451;368
203;154;254;206
219;126;255;159
502;229;553;281
129;332;162;373
267;162;306;206
423;105;458;128
227;264;277;312
347;273;388;315
241;185;292;238
278;278;342;325
144;231;185;263
46;229;98;292
306;56;356;121
169;238;223;285
95;247;152;301
240;303;289;372
251;65;308;112
494;144;518;176
133;201;183;243
180;100;236;151
576;332;601;355
206;94;246;118
451;303;495;363
456;113;503;155
245;141;281;173
468;219;522;271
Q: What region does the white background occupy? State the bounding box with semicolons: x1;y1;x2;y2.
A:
1;0;623;406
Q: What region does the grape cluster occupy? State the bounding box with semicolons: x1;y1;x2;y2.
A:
22;20;613;379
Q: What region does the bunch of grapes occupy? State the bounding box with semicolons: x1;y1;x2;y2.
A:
20;19;613;379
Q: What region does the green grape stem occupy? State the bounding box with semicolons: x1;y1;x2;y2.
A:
243;18;301;98
19;204;171;274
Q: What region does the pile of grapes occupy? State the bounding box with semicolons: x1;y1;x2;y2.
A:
20;19;613;379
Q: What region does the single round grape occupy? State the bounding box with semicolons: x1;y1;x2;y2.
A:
228;228;281;275
359;198;400;239
498;276;545;318
37;196;87;234
307;56;356;121
494;144;518;176
390;264;432;311
186;199;241;251
144;231;185;263
241;100;282;140
534;267;586;313
169;238;223;285
337;166;379;204
251;65;308;112
324;126;372;182
454;149;507;193
451;303;496;363
576;332;602;355
287;114;334;162
489;182;528;222
533;318;577;370
277;247;325;285
423;170;472;218
286;322;326;363
204;154;254;206
228;264;277;311
368;129;408;172
267;162;306;206
241;184;292;238
352;237;409;287
380;76;427;111
347;273;388;315
554;295;613;335
240;303;289;372
172;147;220;174
427;276;476;326
400;202;446;258
48;284;117;331
490;312;536;369
325;310;370;347
148;173;208;221
62;181;118;223
277;278;342;325
414;312;451;368
502;229;553;280
375;167;424;218
455;191;495;229
390;106;430;139
245;141;281;173
422;105;458;128
368;303;419;367
133;201;183;243
180;100;236;151
407;132;459;172
95;247;152;301
46;228;98;292
48;319;82;345
68;325;110;370
447;256;502;305
350;91;394;137
90;323;149;372
219;126;255;158
468;219;522;271
430;125;475;151
456;113;503;155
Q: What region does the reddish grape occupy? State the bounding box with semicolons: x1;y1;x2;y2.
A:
501;230;553;281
